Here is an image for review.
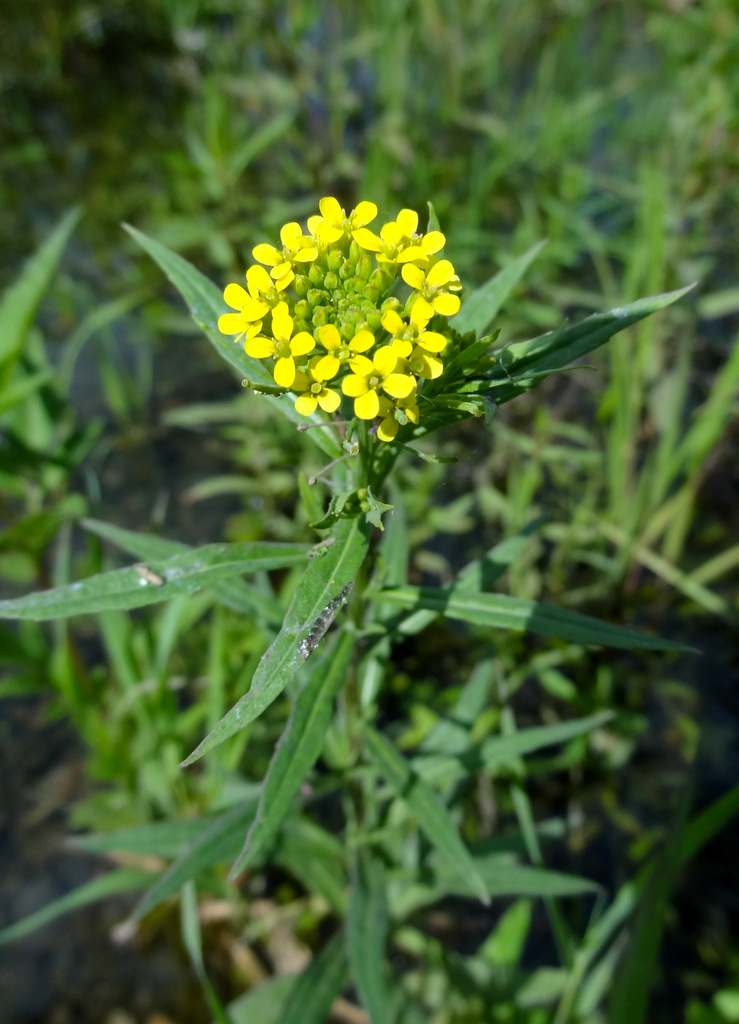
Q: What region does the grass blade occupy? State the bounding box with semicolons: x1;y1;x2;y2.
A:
363;724;490;904
450;240;548;336
0;868;152;946
348;850;390;1024
373;585;692;651
277;929;348;1024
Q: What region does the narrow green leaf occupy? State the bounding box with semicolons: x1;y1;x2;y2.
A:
274;820;348;915
0;868;152;946
0;208;81;372
134;800;258;920
124;223;343;459
71;819;211;859
362;724;489;904
277;929;348;1024
415;711;614;784
231;631;355;877
373;585;692;651
0;369;53;415
607;788;690;1024
348;850;390;1024
182;517;369;765
180;881;231;1024
82;517;284;624
394;859;598;918
227;975;296;1024
0;541;309;620
450;240;548;336
489;285;694;404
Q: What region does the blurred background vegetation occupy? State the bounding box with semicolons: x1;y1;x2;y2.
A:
1;1;738;1022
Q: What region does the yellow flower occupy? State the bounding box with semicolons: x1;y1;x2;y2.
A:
376;394;420;442
353;208;446;266
307;196;378;245
244;302;314;387
314;323;375;379
252;222;318;284
381;303;448;359
293;356;341;416
401;259;462;318
341;347;415;420
218;264;294;343
407;345;444;380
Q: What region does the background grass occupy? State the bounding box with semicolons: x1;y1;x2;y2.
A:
1;2;738;1022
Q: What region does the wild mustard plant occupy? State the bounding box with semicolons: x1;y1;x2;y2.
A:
0;207;699;1024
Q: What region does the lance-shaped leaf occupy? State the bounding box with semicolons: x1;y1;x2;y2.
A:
450;239;548;336
230;630;355;878
0;868;153;947
0;208;81;375
134;799;259;920
363;724;490;905
348;849;390;1024
277;929;348;1024
82;517;284;624
0;541;310;620
124;224;343;459
182;516;370;765
371;585;693;652
486;285;694;405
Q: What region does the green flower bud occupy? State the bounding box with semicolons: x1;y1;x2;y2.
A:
293;274;310;298
293;299;311;320
324;271;340;291
308;264;325;287
326;249;343;273
307;288;328;308
356;254;373;281
339;260;354;280
366;308;382;330
381;296;403;314
312;306;330;327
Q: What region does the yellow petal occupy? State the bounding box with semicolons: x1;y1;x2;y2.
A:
245;336;276;359
295;394;318;416
342;374;369;397
317;324;342;351
244;321;263;340
293;247;318;263
223;282;249;309
271;304;293;342
314;353;340;380
410;296;434;324
252;243;281;266
396;245;427;264
433;293;461;316
315;222;343;244
350;329;375;353
383;373;415;399
280;222;304;247
418;331;448;354
348;354;374;376
390;338;413;359
401;263;425;290
377;416;399;442
381;309;405;336
307;215;323;235
274;357;296;388
289;331;315;357
218;313;246;336
246;264;273;294
292;370;309;392
317;388;341;413
270;262;294;283
427;259;455;287
352;228;382;252
355;390;380;420
373;346;398;376
395;209;418;236
319;196;344;226
352;201;377;227
422;231;446;254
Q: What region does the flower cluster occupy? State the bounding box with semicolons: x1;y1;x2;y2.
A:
219;198;462;442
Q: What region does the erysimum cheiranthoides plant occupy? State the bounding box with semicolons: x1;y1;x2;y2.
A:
0;198;696;1022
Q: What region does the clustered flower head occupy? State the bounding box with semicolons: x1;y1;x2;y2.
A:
219;198;462;442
